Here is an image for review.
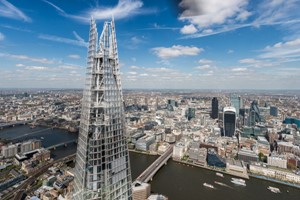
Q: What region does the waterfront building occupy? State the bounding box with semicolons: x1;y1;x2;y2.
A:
207;148;226;168
268;154;287;169
173;142;185;160
249;163;300;184
230;94;240;116
238;148;259;163
131;132;146;144
226;159;248;178
132;182;151;200
211;97;218;119
1;139;41;158
73;18;132;199
223;107;236;137
136;135;155;151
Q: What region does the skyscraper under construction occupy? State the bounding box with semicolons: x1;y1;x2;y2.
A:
73;18;132;200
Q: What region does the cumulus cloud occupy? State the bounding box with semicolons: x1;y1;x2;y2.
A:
179;0;300;39
152;45;203;59
180;24;198;34
179;0;249;28
0;0;31;22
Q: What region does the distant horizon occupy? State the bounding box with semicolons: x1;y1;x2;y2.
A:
0;87;300;92
1;1;300;89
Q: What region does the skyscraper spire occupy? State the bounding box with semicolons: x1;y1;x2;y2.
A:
73;18;132;200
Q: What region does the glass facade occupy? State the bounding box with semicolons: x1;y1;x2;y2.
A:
223;107;236;137
73;19;132;200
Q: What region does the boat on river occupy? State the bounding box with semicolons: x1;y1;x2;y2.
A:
267;186;280;193
216;172;224;177
203;183;214;189
231;178;246;186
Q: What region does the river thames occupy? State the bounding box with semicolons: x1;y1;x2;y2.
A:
0;126;299;199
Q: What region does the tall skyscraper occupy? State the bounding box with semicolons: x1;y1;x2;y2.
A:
230;94;240;116
73;18;132;200
211;97;218;119
223;107;236;137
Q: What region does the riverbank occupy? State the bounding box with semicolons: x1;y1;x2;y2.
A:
249;173;300;189
128;149;158;156
173;159;249;179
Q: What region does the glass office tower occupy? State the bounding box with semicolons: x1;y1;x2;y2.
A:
73;18;132;200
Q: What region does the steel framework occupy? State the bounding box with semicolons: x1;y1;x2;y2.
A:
73;18;132;200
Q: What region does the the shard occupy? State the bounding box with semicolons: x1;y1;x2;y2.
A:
73;18;132;200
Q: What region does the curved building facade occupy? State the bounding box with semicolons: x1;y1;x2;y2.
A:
223;107;236;137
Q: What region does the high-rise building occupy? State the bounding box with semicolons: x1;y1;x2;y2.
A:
223;107;236;137
230;94;240;116
186;108;195;121
211;97;218;119
249;100;263;124
73;18;132;200
270;106;278;117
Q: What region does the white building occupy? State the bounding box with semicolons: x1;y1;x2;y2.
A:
173;142;185;160
267;155;287;169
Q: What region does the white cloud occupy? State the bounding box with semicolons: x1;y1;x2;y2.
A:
43;0;155;23
16;63;24;67
231;67;248;72
227;49;234;54
128;71;137;75
39;34;88;47
260;38;300;59
0;0;31;22
195;65;211;70
144;67;176;73
0;32;4;41
198;59;213;64
180;24;198;34
152;45;203;59
25;66;49;71
179;0;300;39
129;66;140;70
0;53;54;64
139;73;148;76
68;54;80;59
179;0;249;27
59;65;81;70
239;58;260;64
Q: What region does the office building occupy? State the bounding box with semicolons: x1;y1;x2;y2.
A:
230;94;240;116
270;106;278;117
211;97;218;119
132;182;151;200
73;18;132;199
223;107;236;137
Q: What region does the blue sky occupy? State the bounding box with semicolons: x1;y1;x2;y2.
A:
0;0;300;89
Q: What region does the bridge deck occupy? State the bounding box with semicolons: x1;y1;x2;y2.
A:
136;145;173;183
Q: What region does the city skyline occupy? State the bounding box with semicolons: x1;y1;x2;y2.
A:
1;0;300;89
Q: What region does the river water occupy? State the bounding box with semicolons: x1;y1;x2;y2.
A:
0;125;299;199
